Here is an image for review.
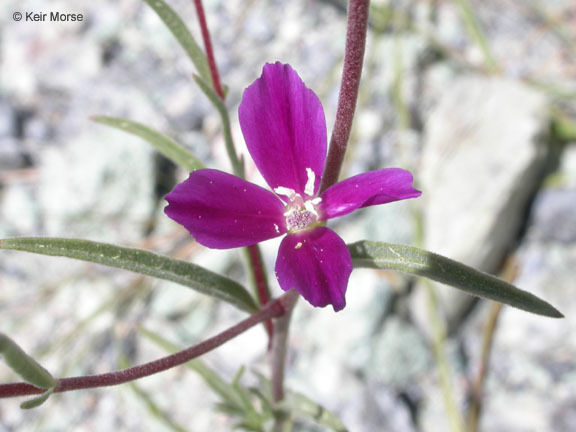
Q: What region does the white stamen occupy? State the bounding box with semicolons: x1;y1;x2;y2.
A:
304;168;315;197
294;242;303;250
274;186;296;200
273;223;280;233
310;197;322;205
303;200;319;217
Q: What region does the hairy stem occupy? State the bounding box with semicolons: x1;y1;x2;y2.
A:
319;0;370;194
0;293;293;399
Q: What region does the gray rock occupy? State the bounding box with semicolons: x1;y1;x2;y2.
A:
341;384;417;432
527;188;576;243
412;76;550;334
367;317;430;388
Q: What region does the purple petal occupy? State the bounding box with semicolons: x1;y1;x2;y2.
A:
164;169;287;249
318;169;422;220
239;62;327;197
275;227;352;312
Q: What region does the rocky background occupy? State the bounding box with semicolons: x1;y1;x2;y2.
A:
1;0;575;431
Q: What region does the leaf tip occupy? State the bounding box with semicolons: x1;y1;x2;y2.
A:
549;308;565;319
526;300;564;319
19;387;56;410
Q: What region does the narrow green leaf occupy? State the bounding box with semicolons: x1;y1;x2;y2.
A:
92;116;203;172
119;355;188;432
231;370;260;419
139;328;245;409
285;391;348;432
0;237;257;313
140;328;268;427
0;333;57;390
127;381;188;432
143;0;211;83
453;0;499;73
254;371;347;432
349;241;563;318
20;388;55;410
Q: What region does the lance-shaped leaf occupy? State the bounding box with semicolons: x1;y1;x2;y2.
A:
20;387;55;410
141;329;257;416
92;116;204;172
0;333;57;390
254;371;348;432
348;241;563;318
140;328;242;406
0;237;257;313
143;0;211;83
284;391;348;432
118;355;188;432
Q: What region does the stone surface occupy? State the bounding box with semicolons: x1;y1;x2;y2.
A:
412;76;551;334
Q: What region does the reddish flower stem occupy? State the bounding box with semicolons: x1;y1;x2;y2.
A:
319;0;370;194
192;0;273;342
247;244;274;339
0;292;294;400
193;0;224;99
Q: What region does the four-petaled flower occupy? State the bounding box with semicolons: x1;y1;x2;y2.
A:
165;62;421;311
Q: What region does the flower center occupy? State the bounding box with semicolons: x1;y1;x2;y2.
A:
284;206;318;231
274;186;321;233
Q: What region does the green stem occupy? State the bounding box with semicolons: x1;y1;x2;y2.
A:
466;302;502;432
190;3;272;346
271;291;299;431
424;280;465;432
453;0;499;73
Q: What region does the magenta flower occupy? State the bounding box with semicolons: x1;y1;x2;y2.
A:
165;62;421;311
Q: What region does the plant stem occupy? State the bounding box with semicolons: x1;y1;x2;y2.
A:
0;292;294;399
319;0;370;194
271;291;298;402
425;280;465;432
466;257;515;432
453;0;499;74
270;290;299;431
245;245;274;340
191;0;272;340
466;302;502;432
193;0;224;99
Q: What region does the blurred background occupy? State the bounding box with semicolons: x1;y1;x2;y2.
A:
1;0;575;430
